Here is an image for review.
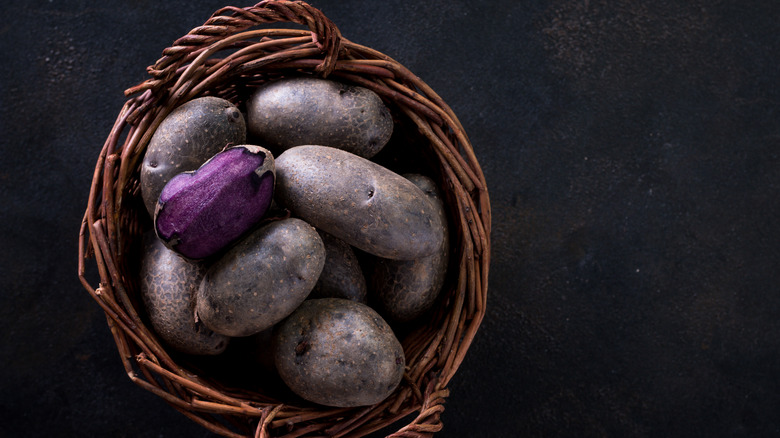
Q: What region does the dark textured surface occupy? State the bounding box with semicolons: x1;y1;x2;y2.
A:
1;0;779;437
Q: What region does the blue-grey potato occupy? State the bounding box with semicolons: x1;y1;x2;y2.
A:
370;174;450;323
274;146;444;260
139;232;230;355
273;298;405;407
247;77;392;159
196;218;325;337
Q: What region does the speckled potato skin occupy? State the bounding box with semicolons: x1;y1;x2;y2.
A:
196;218;325;337
371;174;450;323
139;232;230;355
140;96;246;217
273;298;405;407
247;77;393;158
274;145;444;260
310;230;367;303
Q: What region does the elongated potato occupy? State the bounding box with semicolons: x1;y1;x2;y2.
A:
196;218;325;337
247;77;392;158
371;174;450;323
274;145;444;260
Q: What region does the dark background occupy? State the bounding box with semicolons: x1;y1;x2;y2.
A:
2;0;779;437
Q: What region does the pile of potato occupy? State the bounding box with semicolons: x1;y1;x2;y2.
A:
137;77;449;408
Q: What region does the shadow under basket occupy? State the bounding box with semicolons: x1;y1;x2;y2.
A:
77;1;491;437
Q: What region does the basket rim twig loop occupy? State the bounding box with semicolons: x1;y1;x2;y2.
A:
127;0;342;98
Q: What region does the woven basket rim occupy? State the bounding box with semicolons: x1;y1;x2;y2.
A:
77;1;491;437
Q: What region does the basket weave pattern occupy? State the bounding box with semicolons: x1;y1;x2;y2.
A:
77;1;491;437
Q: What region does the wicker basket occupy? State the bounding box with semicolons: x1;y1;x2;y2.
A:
77;1;491;436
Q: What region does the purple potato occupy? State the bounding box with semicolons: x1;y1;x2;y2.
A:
247;77;392;159
140;96;246;218
273;298;405;407
196;218;325;337
139;232;230;355
371;174;449;323
274;145;444;260
310;230;367;303
154;145;275;260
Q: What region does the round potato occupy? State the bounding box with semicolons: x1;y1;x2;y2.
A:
246;77;392;158
273;298;405;407
274;145;444;260
310;230;367;303
140;96;246;217
371;174;450;323
196;218;325;337
139;232;230;355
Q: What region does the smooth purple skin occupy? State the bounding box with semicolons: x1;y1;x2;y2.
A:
155;146;274;259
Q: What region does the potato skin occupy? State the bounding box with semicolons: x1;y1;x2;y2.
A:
247;77;392;158
153;145;275;260
139;232;230;355
310;230;367;303
273;298;405;407
274;145;444;260
196;218;325;337
371;174;450;323
140;96;246;217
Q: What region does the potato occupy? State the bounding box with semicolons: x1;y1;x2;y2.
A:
371;174;450;323
196;218;325;337
140;96;246;217
154;145;275;260
246;77;392;158
139;232;230;355
309;230;367;303
273;298;405;407
274;145;444;260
